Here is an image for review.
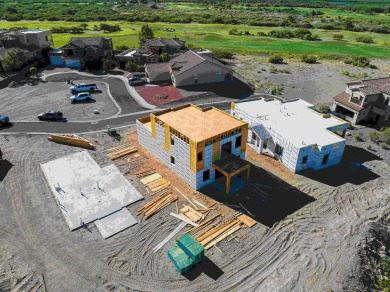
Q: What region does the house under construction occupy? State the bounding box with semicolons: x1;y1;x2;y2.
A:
137;104;250;193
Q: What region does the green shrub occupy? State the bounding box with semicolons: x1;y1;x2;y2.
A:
29;67;37;76
333;34;344;40
379;142;387;149
280;69;291;74
269;54;284;64
367;144;373;150
370;127;390;144
318;105;331;113
354;133;362;141
301;54;317;64
213;49;234;59
356;36;374;43
269;65;277;73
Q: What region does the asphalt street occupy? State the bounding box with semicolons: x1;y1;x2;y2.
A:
0;102;232;134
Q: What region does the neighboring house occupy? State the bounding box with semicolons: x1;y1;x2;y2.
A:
137;104;249;193
49;37;113;69
0;29;53;71
333;77;390;126
232;98;349;173
115;37;186;66
145;50;234;87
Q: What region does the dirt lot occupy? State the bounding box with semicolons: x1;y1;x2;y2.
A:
0;81;119;122
232;55;390;106
0;125;389;291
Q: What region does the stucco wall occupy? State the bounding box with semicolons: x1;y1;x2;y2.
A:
174;62;233;87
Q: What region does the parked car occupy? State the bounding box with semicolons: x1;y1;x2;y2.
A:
70;92;92;103
0;115;10;126
69;83;98;94
128;77;146;86
38;110;63;121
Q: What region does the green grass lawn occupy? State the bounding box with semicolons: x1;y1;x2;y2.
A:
1;21;389;57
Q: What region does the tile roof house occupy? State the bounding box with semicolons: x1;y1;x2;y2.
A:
115;37;186;66
332;77;390;126
49;37;113;69
145;50;234;87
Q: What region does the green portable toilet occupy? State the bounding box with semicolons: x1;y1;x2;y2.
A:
168;245;194;275
177;233;205;264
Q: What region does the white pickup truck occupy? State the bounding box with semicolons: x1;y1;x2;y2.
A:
69;83;98;94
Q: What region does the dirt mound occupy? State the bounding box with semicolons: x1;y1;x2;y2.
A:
8;81;19;88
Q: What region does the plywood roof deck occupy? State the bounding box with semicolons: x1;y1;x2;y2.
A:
156;105;245;142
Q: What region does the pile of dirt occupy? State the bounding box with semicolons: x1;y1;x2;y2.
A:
8;81;19;88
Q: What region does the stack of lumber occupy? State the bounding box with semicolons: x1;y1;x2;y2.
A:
134;168;156;178
179;205;204;223
146;178;171;194
106;143;137;160
194;219;242;250
140;173;161;185
136;192;178;219
237;214;257;228
48;134;95;149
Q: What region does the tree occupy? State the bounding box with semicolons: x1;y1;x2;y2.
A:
102;59;116;72
139;24;154;43
3;48;27;70
333;34;344;40
125;60;138;72
160;52;169;62
268;54;284;64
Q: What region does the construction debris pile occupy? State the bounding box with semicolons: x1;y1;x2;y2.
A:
136;192;178;219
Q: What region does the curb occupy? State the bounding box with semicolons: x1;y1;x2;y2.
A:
42;71;156;110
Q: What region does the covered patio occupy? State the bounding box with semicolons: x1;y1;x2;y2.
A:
212;154;250;194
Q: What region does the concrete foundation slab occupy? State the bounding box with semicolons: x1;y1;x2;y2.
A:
41;151;143;231
95;208;137;239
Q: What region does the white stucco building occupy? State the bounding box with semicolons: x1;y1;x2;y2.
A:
232;98;349;173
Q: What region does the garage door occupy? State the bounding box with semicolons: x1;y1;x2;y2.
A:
65;58;82;69
50;55;65;66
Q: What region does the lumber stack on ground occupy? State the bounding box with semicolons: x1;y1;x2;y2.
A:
179;205;204;223
194;219;242;250
136;192;178;219
140;173;161;185
107;146;137;160
103;143;131;153
237;214;257;228
48;134;95;149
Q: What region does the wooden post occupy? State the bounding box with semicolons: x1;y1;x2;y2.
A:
226;175;231;194
342;129;347;138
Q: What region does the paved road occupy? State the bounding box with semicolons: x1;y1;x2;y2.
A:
0;102;232;134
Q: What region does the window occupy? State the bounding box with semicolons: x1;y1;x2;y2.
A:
252;132;256;140
170;137;174;145
203;170;210;182
170;156;175;164
235;136;242;148
322;154;329;165
275;144;284;156
194;78;198;84
385;97;390;106
197;152;203;162
302;155;308;164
